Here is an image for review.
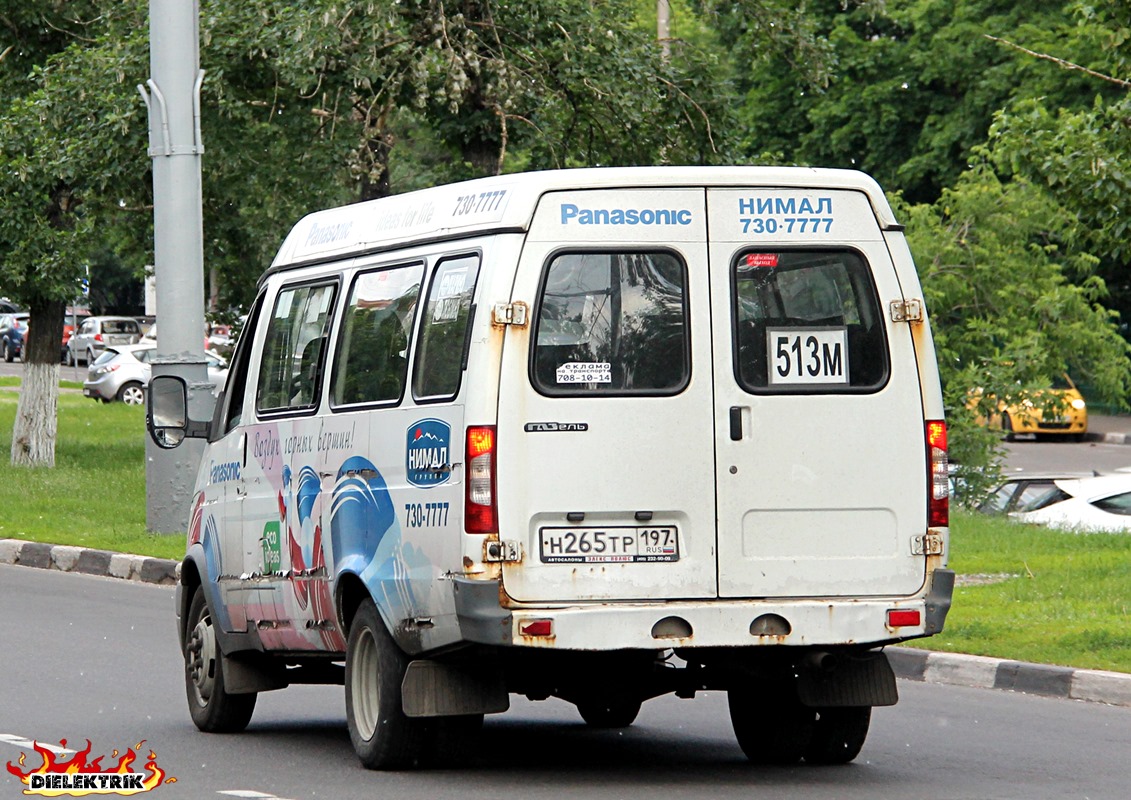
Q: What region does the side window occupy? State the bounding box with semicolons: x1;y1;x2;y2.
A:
733;250;888;393
532;251;689;396
219;292;266;435
1092;492;1131;516
256;283;337;414
413;254;481;402
331;264;423;407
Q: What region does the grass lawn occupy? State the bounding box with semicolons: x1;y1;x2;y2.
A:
0;388;182;560
1;385;1129;672
909;509;1131;674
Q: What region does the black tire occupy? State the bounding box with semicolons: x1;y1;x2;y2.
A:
424;714;484;768
803;707;871;765
2;340;12;363
576;697;642;728
728;686;815;765
1002;413;1016;442
184;588;257;732
65;348;75;367
345;599;428;770
86;349;95;366
117;381;145;405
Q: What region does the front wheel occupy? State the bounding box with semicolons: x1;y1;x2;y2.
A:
117;382;145;405
1002;413;1016;442
184;588;257;732
345;599;428;770
2;340;11;363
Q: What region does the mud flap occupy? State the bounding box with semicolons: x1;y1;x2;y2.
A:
796;651;898;708
401;660;510;718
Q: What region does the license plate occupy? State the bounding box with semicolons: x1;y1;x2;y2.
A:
538;526;679;564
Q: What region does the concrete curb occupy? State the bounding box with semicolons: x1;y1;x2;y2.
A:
0;538;178;585
3;538;1130;708
888;647;1131;708
1091;431;1131;446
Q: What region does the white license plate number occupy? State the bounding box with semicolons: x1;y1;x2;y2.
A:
539;526;679;564
767;327;849;386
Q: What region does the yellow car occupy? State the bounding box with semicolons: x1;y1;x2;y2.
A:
972;375;1088;441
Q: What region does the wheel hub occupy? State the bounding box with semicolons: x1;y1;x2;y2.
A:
187;618;217;703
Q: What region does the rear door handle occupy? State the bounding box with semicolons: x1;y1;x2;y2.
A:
729;406;743;441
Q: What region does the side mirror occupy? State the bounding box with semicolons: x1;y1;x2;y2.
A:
148;375;188;448
147;375;210;448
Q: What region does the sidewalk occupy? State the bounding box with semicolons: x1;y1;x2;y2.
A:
3;536;1130;710
1085;413;1131;445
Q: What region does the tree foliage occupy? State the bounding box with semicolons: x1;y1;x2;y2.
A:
4;0;1131;476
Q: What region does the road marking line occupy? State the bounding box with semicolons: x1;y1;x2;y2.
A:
218;792;297;800
0;734;73;755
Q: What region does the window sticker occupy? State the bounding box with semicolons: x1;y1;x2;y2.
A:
767;327;849;386
556;362;612;385
432;267;468;323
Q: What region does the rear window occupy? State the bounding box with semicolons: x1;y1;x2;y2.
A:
532;251;689;396
733;250;888;393
103;319;139;334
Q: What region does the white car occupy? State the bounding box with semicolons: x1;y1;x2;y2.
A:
1010;474;1131;532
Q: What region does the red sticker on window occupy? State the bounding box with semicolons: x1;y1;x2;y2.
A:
746;253;779;268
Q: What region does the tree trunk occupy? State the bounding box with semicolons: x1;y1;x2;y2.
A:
10;298;65;467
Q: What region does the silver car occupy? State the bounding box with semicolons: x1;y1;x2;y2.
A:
67;316;142;366
83;344;228;405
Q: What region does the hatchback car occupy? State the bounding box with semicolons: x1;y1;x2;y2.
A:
83;343;228;405
67;316;142;366
0;312;29;362
1010;474;1131;532
970;374;1088;441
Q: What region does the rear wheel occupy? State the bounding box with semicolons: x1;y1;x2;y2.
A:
2;340;12;363
86;349;95;366
117;382;145;405
184;588;257;732
345;599;428;770
576;697;642;728
803;707;871;765
1002;413;1016;442
728;685;815;765
65;348;75;367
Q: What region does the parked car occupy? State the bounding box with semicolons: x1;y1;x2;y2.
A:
61;312;91;363
0;312;29;362
970;374;1088;441
0;299;22;314
1010;474;1131;532
978;472;1096;514
66;316;142;366
83;343;229;405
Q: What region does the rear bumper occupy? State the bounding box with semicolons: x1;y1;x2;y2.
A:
454;569;955;651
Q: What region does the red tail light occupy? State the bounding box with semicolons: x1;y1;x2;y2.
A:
926;420;948;527
465;425;497;533
94;333;103;342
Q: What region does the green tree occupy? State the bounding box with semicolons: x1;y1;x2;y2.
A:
898;160;1131;499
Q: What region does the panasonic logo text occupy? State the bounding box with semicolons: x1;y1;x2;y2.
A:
560;204;693;226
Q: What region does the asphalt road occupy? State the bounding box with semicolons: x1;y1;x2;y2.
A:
1002;436;1131;475
3;564;1131;800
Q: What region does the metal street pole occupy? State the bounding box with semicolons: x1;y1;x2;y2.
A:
139;0;209;532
